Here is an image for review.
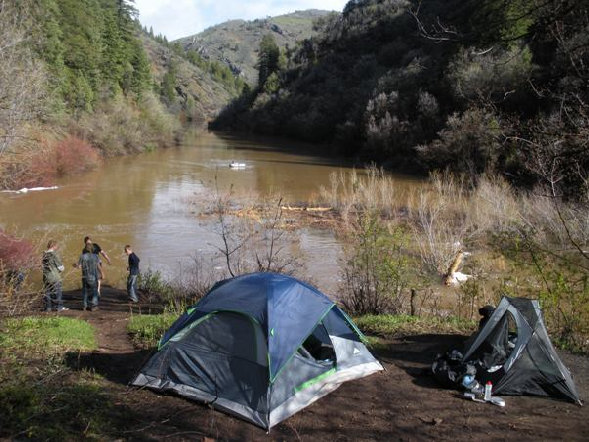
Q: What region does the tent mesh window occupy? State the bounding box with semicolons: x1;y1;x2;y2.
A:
297;322;336;363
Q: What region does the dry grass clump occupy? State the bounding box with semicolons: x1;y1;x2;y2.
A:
331;167;589;350
319;165;409;222
408;173;523;276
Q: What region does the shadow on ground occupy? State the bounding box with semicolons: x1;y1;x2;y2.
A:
65;349;153;385
375;333;468;390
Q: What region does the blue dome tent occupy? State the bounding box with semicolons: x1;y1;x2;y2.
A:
131;272;383;429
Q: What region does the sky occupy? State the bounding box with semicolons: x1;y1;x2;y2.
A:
134;0;350;41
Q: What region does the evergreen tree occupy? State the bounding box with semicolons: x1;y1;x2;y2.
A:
128;38;151;97
257;34;279;87
161;61;177;105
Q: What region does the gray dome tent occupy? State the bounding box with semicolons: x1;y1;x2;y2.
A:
131;272;383;429
463;297;581;404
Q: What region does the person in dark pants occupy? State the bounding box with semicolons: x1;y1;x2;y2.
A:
82;236;110;297
42;240;67;311
76;242;101;311
125;245;140;303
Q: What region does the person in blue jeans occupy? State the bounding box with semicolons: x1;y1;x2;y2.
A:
125;245;140;303
76;242;101;311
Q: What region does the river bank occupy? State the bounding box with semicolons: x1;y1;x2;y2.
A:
1;288;587;440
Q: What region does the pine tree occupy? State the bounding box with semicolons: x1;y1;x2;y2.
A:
161;61;177;105
257;34;280;87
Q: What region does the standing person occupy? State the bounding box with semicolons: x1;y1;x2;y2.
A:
82;236;111;297
42;240;67;311
77;242;101;311
125;245;140;303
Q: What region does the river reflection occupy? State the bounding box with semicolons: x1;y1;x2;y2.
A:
0;132;419;295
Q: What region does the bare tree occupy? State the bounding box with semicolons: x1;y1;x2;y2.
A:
0;0;46;156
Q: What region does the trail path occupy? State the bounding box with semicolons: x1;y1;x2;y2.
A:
63;285;141;352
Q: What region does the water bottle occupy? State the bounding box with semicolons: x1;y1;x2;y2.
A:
484;381;493;401
462;375;483;396
462;375;474;388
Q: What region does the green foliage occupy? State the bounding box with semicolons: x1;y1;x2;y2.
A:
417;108;502;179
262;71;280;94
76;92;180;155
30;0;152;112
340;212;409;315
0;317;96;355
257;34;280;87
138;268;209;314
161;61;178;105
354;313;476;336
127;313;177;348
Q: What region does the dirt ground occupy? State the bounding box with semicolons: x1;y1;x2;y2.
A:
59;286;589;441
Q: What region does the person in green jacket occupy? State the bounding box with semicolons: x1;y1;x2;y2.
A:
42;240;67;312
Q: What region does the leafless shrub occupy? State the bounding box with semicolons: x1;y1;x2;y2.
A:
410;172;469;275
207;178;303;278
0;228;43;317
76;92;180;156
469;175;519;234
0;0;47;157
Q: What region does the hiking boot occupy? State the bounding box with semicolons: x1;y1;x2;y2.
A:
57;307;69;312
90;306;99;312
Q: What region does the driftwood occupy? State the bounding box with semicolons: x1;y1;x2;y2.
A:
280;206;332;212
444;250;470;286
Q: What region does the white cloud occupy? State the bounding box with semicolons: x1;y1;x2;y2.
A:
135;0;349;40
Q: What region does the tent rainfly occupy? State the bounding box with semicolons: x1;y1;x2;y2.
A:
463;296;582;404
131;272;383;429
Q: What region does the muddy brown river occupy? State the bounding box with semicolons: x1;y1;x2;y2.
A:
0;132;419;294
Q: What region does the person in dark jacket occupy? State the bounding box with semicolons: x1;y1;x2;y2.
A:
42;240;67;311
76;242;101;311
125;245;140;303
82;236;110;297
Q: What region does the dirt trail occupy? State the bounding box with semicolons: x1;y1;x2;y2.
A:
62;286;154;385
63;286;136;351
59;287;589;441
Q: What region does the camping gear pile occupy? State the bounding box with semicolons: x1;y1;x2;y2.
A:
432;297;582;405
132;272;383;429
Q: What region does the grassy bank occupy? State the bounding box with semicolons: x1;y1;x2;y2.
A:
0;316;118;440
0;316;96;354
127;313;177;349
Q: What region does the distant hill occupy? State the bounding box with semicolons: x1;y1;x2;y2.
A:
175;10;333;85
141;33;236;124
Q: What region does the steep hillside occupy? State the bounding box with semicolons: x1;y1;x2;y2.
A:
176;10;332;85
140;34;235;124
212;0;589;194
0;0;239;189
